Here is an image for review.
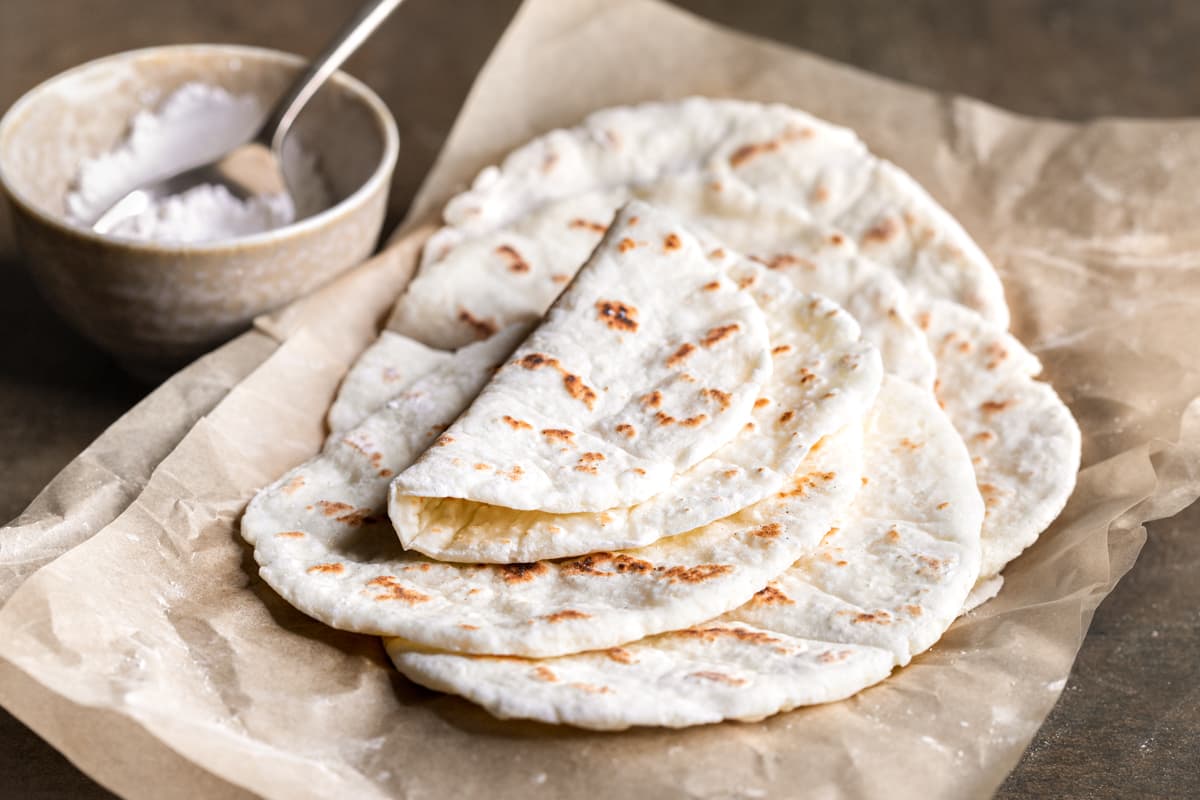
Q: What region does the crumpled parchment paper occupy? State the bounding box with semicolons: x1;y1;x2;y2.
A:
1;1;1198;797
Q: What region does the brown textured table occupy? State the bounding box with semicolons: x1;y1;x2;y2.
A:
1;1;1197;797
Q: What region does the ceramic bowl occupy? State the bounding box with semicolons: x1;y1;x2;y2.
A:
0;44;399;379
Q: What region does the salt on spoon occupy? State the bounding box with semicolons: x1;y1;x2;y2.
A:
91;0;403;235
67;84;328;244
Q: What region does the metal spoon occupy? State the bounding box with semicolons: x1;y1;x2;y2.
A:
92;0;403;234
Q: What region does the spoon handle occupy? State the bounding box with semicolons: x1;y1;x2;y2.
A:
255;0;403;153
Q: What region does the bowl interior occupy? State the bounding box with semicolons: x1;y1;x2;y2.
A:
0;45;390;230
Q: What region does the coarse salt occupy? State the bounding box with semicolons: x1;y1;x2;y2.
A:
66;82;330;244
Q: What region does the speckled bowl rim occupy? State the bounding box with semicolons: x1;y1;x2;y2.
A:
0;43;400;254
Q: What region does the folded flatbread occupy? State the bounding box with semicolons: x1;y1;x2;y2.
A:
390;203;882;563
392;200;773;517
242;329;864;658
386;377;983;729
655;186;1079;589
640;180;937;390
734;233;1079;589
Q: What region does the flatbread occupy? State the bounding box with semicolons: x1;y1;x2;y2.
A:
917;299;1081;578
638;177;937;390
387;98;1007;350
669;188;1076;589
963;574;1004;613
391;202;773;517
741;233;1077;588
327;331;453;434
387;377;984;729
400;186;631;348
390;253;882;564
242;333;864;658
767;249;934;390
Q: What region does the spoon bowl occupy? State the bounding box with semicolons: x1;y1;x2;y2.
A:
91;142;287;234
0;44;400;379
90;0;400;239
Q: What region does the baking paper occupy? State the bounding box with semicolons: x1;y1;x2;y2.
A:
2;1;1198;797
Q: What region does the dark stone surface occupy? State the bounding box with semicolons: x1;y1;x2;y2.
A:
0;1;1195;797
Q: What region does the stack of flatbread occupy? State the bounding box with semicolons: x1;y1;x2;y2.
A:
242;99;1081;730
